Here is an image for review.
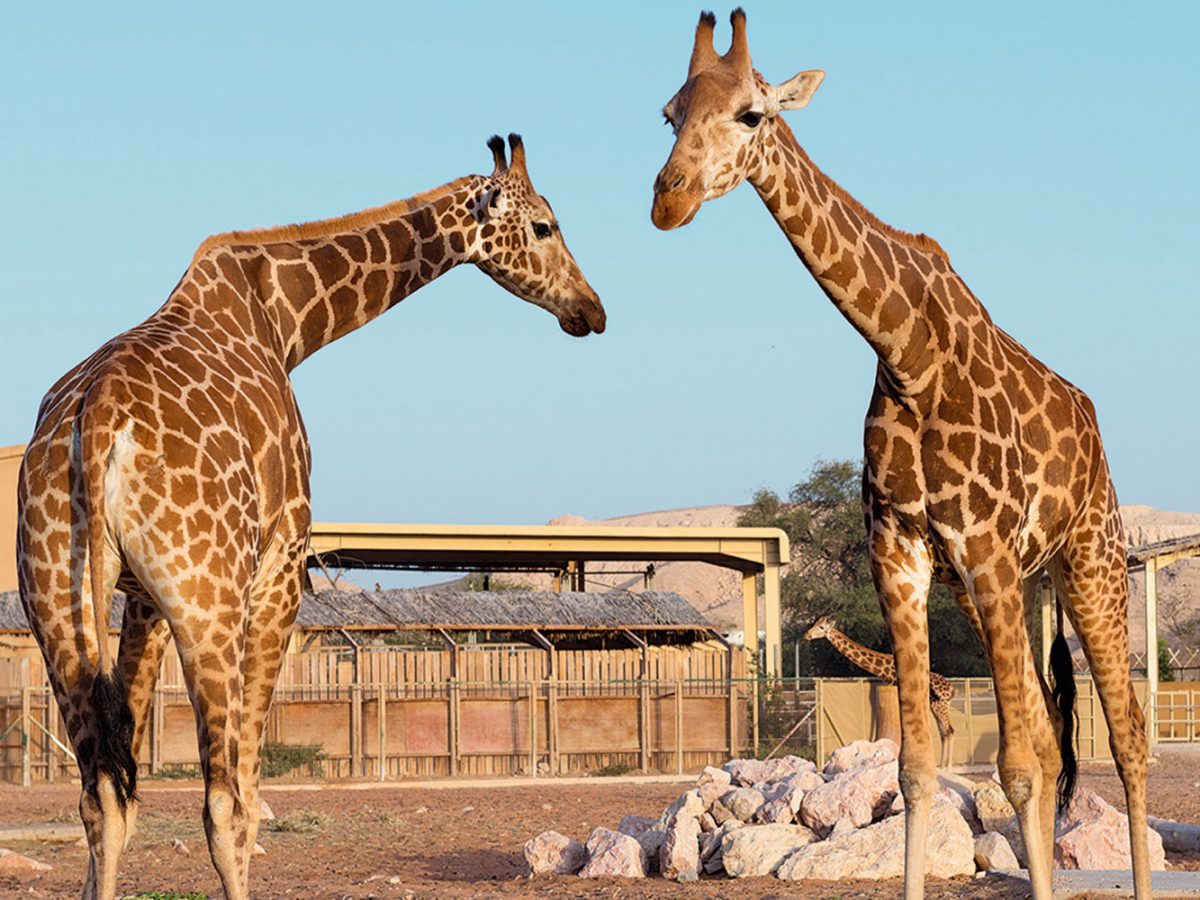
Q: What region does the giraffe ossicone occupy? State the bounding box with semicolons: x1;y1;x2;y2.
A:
652;10;1150;900
17;133;604;900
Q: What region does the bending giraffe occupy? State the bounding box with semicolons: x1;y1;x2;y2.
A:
804;616;955;768
649;11;1149;900
17;135;604;900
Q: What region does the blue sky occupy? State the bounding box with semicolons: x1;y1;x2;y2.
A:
2;2;1198;533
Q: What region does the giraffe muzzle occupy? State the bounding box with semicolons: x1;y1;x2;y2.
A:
559;291;606;337
651;169;703;231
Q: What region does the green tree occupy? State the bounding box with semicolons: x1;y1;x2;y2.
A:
1158;638;1176;683
739;459;989;678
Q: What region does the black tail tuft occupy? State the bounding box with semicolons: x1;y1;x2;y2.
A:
90;670;137;808
1049;631;1077;813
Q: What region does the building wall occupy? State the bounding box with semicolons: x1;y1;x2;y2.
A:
0;445;23;594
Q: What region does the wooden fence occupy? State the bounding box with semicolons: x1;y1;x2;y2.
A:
0;643;750;784
2;650;1197;786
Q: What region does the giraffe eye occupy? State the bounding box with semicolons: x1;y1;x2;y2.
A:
738;111;764;128
532;222;552;240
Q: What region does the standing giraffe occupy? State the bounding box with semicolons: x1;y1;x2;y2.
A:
650;11;1149;899
17;134;604;900
804;615;956;768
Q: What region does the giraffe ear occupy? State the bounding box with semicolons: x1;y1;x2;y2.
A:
773;69;825;112
472;185;507;223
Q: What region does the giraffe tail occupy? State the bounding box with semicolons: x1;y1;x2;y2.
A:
79;396;137;808
1048;598;1077;813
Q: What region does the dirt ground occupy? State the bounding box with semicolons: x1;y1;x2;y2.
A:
1;748;1197;899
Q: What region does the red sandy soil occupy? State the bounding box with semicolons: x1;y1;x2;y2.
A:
0;749;1196;899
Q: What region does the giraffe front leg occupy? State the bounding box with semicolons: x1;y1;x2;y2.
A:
932;698;955;769
969;561;1054;900
869;523;935;900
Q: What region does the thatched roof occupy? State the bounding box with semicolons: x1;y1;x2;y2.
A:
0;588;712;641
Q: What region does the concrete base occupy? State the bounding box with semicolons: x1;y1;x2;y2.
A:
981;869;1200;898
0;823;84;842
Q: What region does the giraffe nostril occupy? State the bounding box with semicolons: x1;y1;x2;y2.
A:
670;173;686;191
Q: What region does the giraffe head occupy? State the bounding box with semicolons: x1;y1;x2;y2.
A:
469;134;606;336
651;9;824;230
804;615;836;641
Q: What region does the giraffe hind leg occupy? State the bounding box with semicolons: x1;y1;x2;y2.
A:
1047;506;1151;899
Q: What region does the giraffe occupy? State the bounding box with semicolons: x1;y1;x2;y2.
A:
804;615;956;768
649;11;1149;899
17;134;604;900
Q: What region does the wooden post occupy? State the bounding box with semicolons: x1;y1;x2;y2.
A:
675;678;684;776
150;687;162;775
964;680;974;765
44;691;54;783
377;682;387;782
21;687;31;787
728;680;738;761
529;680;538;778
1146;557;1159;747
350;684;362;778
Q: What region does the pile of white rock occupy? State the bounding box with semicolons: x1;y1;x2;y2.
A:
523;738;1168;882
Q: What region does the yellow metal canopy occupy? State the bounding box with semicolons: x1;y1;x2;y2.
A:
309;522;789;675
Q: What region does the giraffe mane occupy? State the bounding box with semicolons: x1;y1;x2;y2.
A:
190;175;479;266
779;121;949;262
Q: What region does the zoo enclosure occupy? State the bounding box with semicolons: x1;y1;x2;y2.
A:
3;642;1196;785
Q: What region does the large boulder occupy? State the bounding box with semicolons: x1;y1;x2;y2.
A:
523;831;586;876
616;816;657;839
698;765;732;786
720;823;818;878
701;820;742;874
698;781;731;810
779;795;975;881
721;787;766;823
0;849;52;875
891;783;983;834
756;781;803;825
972;779;1026;864
660;811;702;882
822;738;899;777
660;789;704;825
1055;787;1166;871
578;828;647;879
723;755;817;787
974;831;1020;871
800;759;899;835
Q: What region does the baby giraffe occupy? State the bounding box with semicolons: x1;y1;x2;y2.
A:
804;616;956;768
18;134;603;900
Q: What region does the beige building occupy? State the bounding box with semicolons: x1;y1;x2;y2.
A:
0;444;22;593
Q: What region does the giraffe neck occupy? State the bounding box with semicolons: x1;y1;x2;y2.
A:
748;122;948;395
825;627;895;681
187;175;485;371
